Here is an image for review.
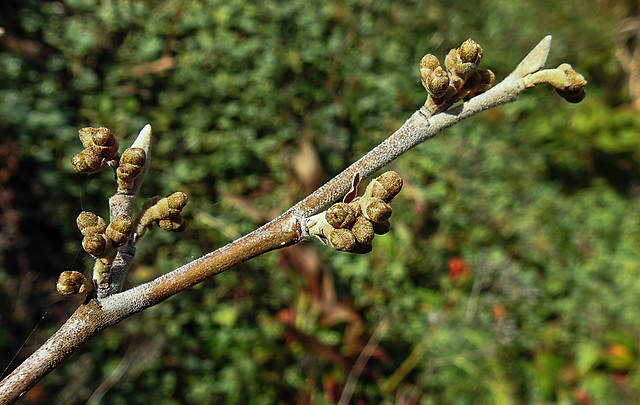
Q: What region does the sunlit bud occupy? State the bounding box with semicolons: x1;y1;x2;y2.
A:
359;197;392;223
365;171;403;202
328;228;356;252
326;202;356;229
427;67;450;98
105;214;133;246
77;211;107;236
78;127;119;158
458;39;482;65
116;147;146;193
82;233;113;258
351;216;374;244
71;148;106;174
56;271;93;296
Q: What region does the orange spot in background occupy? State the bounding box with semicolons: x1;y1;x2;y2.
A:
447;256;469;281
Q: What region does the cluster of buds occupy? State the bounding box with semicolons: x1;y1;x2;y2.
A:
76;211;134;287
71;127;120;174
135;192;189;237
420;39;495;114
307;171;402;253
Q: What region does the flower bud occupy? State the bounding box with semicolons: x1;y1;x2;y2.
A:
117;147;146;193
351;216;374;244
325;202;356;229
77;211;107;236
167;192;189;215
458;39;482;65
328;228;356;252
427;67;450;98
56;271;93;296
365;171;403;202
82;233;113;258
78;127;119;159
105;214;133;246
71;149;106;174
157;216;188;232
359;197;392;223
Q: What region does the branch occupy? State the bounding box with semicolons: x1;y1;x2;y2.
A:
0;35;586;404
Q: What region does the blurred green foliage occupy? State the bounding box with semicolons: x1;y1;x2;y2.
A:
1;0;640;403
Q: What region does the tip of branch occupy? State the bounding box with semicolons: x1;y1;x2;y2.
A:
131;124;152;152
508;35;552;79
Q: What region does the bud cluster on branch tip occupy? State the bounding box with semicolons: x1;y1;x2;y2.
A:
420;39;495;114
71;127;120;174
307;171;402;253
56;270;93;296
116;147;146;194
136;192;188;236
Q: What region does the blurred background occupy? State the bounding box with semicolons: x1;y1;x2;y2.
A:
1;0;640;403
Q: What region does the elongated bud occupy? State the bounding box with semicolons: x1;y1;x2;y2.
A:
351;216;374;244
57;271;93;296
326;202;356;229
328;228;356;252
77;211;107;236
105;214;133;246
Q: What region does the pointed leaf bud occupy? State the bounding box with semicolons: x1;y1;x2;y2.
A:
326;202;356;229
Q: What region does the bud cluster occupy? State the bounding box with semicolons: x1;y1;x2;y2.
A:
71;127;120;174
136;192;189;237
307;171;402;253
75;211;134;288
420;39;495;114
